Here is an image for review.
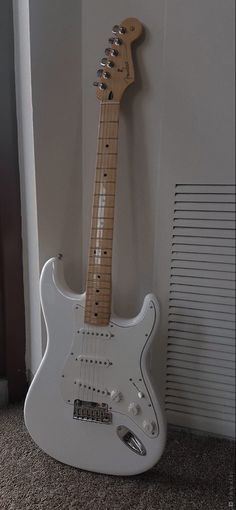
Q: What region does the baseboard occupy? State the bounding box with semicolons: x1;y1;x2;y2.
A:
0;379;8;407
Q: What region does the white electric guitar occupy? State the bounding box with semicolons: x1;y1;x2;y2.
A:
24;18;166;476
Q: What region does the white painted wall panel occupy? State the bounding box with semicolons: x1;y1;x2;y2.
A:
16;0;235;436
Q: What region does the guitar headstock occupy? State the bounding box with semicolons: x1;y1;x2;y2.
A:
93;18;143;102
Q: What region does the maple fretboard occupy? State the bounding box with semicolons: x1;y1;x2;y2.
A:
84;102;120;326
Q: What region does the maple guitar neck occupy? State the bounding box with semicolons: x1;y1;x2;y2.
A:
84;102;120;326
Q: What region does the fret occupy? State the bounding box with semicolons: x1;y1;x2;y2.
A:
86;288;111;296
90;248;112;256
91;218;114;229
85;303;110;309
86;282;111;289
88;273;111;282
99;123;118;138
89;257;112;265
97;155;117;168
87;281;111;290
93;208;114;220
90;239;113;248
95;181;116;185
84;318;110;326
85;102;120;326
88;264;111;274
91;232;113;237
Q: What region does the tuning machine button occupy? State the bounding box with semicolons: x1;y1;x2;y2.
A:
105;48;119;57
110;390;122;402
112;25;126;35
105;48;118;58
110;49;118;57
128;402;140;416
93;81;107;90
119;26;126;34
97;70;110;79
109;37;122;46
100;57;108;67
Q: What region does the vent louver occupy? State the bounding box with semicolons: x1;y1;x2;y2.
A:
166;184;235;438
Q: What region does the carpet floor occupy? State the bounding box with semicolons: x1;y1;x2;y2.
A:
0;404;234;510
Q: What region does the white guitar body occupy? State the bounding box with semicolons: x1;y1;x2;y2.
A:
24;257;166;476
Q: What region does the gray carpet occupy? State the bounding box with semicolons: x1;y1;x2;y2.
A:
0;404;234;510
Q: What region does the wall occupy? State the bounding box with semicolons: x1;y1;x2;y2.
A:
15;0;235;435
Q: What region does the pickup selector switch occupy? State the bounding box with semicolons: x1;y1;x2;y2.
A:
110;390;122;402
128;402;140;416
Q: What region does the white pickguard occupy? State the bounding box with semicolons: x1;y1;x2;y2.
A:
24;257;167;475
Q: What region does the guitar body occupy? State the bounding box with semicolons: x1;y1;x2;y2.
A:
24;257;166;475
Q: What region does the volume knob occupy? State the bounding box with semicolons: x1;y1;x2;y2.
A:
128;402;140;416
110;390;122;402
143;419;155;434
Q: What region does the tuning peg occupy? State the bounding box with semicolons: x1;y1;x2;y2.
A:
119;26;126;34
93;81;107;90
103;71;110;79
114;37;122;46
105;47;118;57
112;25;119;34
109;37;122;45
110;49;118;57
100;57;107;67
112;25;126;35
109;37;123;46
107;60;114;68
97;69;103;77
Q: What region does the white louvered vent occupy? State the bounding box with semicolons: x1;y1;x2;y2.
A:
165;184;235;438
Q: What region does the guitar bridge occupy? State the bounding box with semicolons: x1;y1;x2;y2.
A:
73;399;112;424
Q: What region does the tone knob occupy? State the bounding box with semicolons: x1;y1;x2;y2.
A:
128;402;140;416
110;390;122;402
142;419;155;434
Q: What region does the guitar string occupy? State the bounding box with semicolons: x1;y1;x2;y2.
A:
81;101;119;408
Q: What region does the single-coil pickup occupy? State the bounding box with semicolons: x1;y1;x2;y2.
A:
78;328;112;339
76;380;109;396
76;355;111;367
